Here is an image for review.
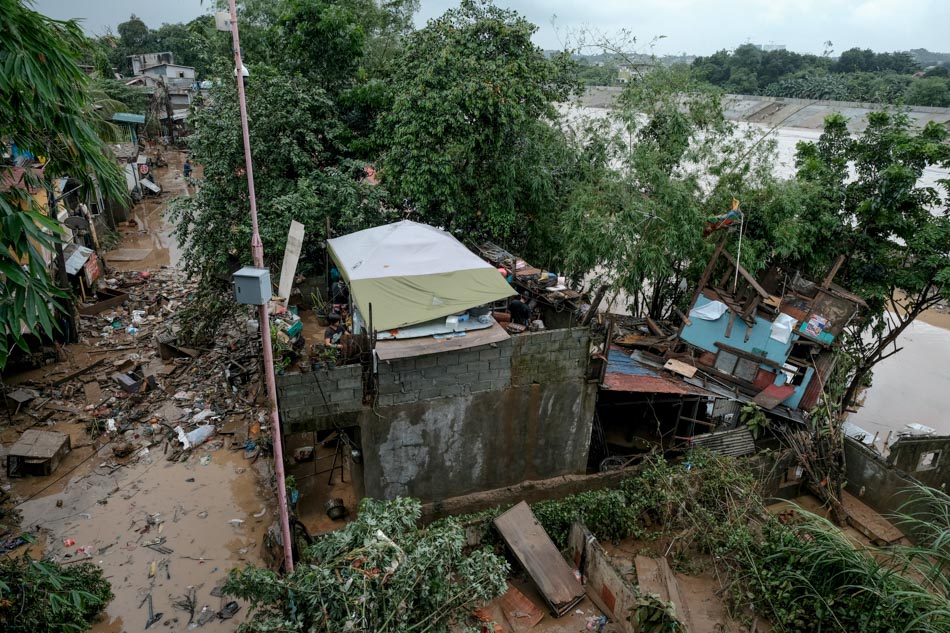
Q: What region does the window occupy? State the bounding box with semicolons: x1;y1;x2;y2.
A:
178;72;185;78
917;451;940;471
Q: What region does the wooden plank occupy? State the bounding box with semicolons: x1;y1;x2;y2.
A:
51;358;104;386
645;317;665;337
719;249;770;298
842;491;904;545
664;358;697;378
822;254;846;288
690;236;727;310
376;322;510;361
632;556;690;630
672;306;692;327
494;501;584;616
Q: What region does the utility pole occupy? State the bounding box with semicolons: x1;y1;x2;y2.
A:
226;0;295;573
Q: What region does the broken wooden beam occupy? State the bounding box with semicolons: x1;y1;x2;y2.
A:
719;249;771;299
51;359;104;387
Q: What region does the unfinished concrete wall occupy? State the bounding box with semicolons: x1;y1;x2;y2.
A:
886;435;950;490
278;364;364;427
843;437;933;541
275;327;595;503
568;522;639;632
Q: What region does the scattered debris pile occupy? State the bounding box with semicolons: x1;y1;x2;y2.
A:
1;267;270;467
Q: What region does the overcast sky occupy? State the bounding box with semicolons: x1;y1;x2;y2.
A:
32;0;950;56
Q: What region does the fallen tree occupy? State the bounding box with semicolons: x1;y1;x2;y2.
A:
224;497;508;632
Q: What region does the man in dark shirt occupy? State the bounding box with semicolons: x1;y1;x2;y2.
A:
509;295;532;326
323;313;347;348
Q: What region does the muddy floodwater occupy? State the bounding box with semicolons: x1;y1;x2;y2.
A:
17;431;270;633
847;316;950;438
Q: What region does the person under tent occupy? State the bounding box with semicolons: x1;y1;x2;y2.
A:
508;294;532;326
323;313;347;349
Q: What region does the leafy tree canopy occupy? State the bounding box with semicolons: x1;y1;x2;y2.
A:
1;0;126;368
0;553;112;632
381;0;580;247
168;66;387;281
795;112;950;408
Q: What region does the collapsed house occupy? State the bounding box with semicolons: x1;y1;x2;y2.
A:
596;243;866;464
276;221;597;514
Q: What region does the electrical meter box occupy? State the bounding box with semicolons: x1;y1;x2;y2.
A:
232;266;271;305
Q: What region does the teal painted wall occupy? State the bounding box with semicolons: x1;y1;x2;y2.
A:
682;296;794;365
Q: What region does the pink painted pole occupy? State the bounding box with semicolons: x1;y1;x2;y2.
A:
228;0;294;573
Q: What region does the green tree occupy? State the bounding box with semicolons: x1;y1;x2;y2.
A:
557;66;786;318
168;66;387;287
1;0;126;368
381;0;579;246
795;112;950;410
904;77;950;107
225;497;508;632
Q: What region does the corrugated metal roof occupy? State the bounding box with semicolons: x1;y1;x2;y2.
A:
689;427;756;457
112;112;145;124
603;349;712;395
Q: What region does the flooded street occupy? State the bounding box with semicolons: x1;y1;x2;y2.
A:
1;150;275;633
17;423;269;633
106;150;193;271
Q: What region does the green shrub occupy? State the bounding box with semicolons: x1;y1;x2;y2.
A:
0;554;112;632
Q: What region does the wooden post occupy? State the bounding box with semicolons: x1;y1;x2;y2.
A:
689;235;727;310
822;254;846;288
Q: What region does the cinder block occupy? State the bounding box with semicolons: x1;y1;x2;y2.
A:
478;348;500;361
417;387;442;400
467;360;490;373
470;380;493;393
439;384;464;398
392;391;419;405
336;378;363;391
329;389;357;403
456;350;480;364
488;358;511;371
415;355;438;369
376;394;395;407
437;353;460;366
445;363;468;376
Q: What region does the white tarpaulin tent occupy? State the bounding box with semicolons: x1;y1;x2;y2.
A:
327;220;516;331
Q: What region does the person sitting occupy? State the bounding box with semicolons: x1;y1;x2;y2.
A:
323;313;347;349
508;294;532;326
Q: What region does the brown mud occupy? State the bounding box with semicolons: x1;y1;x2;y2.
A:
1;151;274;633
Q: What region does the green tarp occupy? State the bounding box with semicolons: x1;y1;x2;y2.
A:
327;221;515;331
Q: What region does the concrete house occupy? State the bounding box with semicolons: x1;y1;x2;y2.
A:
276;222;596;515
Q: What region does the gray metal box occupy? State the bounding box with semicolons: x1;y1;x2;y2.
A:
233;266;271;305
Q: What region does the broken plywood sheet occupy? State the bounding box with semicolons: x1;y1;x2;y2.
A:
498;582;544;633
493;501;584;617
664;358;697;378
633;556;691;631
842;491;904;545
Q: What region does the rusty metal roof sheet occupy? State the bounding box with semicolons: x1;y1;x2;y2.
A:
603;349;712;396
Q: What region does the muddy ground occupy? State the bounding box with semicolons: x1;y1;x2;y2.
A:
1;151;277;633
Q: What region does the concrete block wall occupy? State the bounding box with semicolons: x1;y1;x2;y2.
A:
511;328;590;386
375;342;514;407
276;364;364;426
374;327;590;406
